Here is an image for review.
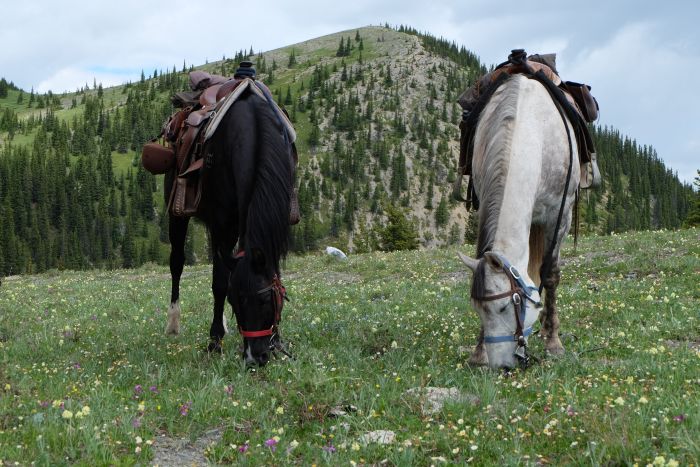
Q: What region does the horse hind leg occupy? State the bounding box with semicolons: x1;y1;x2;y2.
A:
166;216;190;335
541;262;565;356
468;327;489;366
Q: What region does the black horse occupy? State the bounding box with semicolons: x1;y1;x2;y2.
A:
164;90;294;367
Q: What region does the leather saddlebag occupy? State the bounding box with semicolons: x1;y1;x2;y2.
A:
142;142;175;175
565;81;599;122
169;159;204;217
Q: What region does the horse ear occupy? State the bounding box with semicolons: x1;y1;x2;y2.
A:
457;252;479;272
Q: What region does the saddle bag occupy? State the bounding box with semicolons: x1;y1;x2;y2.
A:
169;159;204;217
564;81;599;122
141;142;175;175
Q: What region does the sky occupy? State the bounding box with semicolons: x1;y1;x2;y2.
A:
1;0;698;184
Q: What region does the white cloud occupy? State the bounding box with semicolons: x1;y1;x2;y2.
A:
1;0;698;182
36;67;134;94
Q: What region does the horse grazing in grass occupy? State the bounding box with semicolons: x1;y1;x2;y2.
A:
164;90;295;367
458;71;580;369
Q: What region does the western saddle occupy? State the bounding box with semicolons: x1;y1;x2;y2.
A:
454;49;601;210
142;62;299;222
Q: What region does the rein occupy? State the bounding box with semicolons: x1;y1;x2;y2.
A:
473;253;541;365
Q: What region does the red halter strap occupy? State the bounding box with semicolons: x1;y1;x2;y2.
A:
234;250;286;339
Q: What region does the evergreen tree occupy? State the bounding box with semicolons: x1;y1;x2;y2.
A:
378;204;419;251
683;170;700;227
435;195;449;227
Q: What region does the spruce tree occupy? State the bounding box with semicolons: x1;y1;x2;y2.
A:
378;204;419;251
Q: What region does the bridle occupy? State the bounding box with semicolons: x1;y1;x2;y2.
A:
237;274;286;340
232;250;292;358
472;253;541;367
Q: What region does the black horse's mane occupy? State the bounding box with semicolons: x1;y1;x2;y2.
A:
243;95;292;275
207;92;293;278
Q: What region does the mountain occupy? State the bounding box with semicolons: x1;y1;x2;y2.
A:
0;25;694;275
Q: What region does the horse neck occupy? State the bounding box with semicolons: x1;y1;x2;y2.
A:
476;75;544;274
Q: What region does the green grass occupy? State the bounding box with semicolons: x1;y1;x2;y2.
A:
1;228;698;465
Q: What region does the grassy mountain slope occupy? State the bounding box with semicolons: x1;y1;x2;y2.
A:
0;228;698;464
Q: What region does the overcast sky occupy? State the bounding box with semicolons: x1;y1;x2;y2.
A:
1;0;697;184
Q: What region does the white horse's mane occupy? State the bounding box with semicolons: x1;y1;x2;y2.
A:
474;75;522;258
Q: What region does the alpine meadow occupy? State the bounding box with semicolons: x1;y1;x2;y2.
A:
1;25;699;466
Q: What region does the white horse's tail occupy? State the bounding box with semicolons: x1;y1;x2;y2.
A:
528;225;545;288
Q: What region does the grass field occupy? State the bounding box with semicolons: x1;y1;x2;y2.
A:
0;228;698;466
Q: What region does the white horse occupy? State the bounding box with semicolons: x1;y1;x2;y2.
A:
458;73;580;369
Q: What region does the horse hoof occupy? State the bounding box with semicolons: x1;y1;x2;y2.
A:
468;351;489;367
545;343;565;356
207;340;223;354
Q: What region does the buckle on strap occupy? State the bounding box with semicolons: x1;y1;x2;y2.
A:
512;293;522;305
508;265;521;280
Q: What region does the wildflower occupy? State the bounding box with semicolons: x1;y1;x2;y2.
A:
138;402;145;412
149;386;159;394
135;446;141;454
225;385;233;396
638;397;649;404
652;456;665;466
132;418;142;428
265;438;278;451
62;410;73;420
673;414;686;423
180;401;192;416
351;442;360;451
238;443;249;453
323;443;337;453
52;400;63;409
276;406;284;415
614;397;625;406
135;436;143;444
452;447;460;454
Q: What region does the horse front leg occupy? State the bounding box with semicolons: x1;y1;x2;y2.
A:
166;216;190;335
207;248;233;353
468;326;489;366
541;262;565;355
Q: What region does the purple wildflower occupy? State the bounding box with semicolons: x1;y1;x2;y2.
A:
149;386;159;394
180;401;192;416
673;414;686;423
238;443;249;453
264;438;278;451
322;443;336;454
134;385;143;394
132;417;142;428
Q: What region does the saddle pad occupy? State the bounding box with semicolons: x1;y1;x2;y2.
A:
203;78;297;143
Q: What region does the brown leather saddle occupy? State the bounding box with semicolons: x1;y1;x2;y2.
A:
142;64;300;223
454;50;601;210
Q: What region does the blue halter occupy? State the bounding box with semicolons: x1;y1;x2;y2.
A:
476;253;541;345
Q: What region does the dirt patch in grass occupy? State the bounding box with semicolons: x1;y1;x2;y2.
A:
665;339;700;351
151;428;224;466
